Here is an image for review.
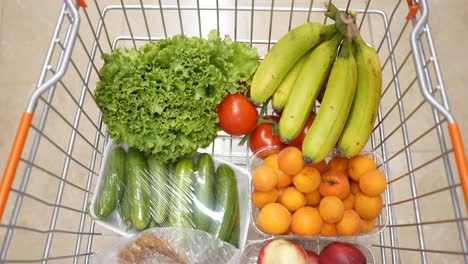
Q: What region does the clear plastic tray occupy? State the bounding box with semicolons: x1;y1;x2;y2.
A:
89;140;251;249
239;236;375;264
248;146;389;239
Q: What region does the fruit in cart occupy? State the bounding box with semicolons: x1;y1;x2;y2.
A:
147;155;170;225
127;148;152;230
327;156;350;175
94;32;259;163
252;165;278;191
360;217;377;234
335;209;362;236
354;192;383;220
272;51;312;111
319;171;351;199
342;193;355;210
337;25;383;157
291;206;323;236
350;181;360;195
289;113;315;148
257;203;292;235
277;187;287;200
193;153;216;232
257;239;309;264
169;158;195;229
278;146;305;175
359;170;387;196
263;152;293;189
249;115;286;154
305;250;319;264
210;164;239;242
279;34;342;142
217;93;259;136
250;22;337;104
292;166;321;193
95;146;126;219
280;187;307;212
320;222;338;237
348;155;377;181
302;37;358;164
307;160;328;174
319;196;345;224
252;189;279;209
305;190;322;207
318;241;366;264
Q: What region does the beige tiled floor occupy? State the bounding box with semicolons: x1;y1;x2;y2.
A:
0;0;468;263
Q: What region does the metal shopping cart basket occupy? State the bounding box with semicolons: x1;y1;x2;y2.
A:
1;0;468;263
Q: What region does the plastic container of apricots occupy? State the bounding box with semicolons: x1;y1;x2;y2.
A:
238;236;375;264
248;146;389;239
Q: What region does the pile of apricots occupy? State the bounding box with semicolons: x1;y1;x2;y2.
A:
251;146;387;237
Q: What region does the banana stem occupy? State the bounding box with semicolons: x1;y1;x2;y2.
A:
325;2;360;41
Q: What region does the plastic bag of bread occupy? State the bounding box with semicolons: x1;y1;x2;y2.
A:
92;227;238;263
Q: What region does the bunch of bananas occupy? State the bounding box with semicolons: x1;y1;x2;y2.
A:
250;5;382;163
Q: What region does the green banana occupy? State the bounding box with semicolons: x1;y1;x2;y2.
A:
279;34;342;142
250;22;337;104
302;38;357;163
337;35;382;156
272;50;311;111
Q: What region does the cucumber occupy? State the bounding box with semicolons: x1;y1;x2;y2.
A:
127;147;151;230
149;218;159;229
194;153;216;232
95;146;126;219
168;158;195;228
228;206;240;248
210;164;238;242
147;155;169;225
119;189;132;229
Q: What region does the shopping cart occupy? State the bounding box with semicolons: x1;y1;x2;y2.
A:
1;0;467;263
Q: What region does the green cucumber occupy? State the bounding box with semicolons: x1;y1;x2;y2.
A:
95;146;126;219
127;147;151;230
168;158;195;228
149;218;159;229
147;155;169;225
194;153;216;232
228;201;240;248
210;164;238;242
119;189;132;229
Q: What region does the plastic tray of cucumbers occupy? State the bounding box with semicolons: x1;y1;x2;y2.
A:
89;140;251;249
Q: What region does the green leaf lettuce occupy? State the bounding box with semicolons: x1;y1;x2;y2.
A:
95;31;259;162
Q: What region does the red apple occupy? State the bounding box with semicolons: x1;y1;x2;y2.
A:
305;250;319;264
319;242;366;264
258;239;309;264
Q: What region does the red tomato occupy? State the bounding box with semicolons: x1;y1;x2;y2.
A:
249;115;286;155
217;93;258;136
290;113;315;147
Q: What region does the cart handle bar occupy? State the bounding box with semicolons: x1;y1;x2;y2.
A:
411;0;468;207
0;0;81;221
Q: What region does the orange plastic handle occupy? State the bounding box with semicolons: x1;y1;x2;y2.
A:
448;123;468;208
0;112;33;221
406;3;419;20
76;0;87;8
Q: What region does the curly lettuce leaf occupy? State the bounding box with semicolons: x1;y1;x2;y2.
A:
95;31;259;162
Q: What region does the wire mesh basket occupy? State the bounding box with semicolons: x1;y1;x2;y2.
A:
1;0;468;263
